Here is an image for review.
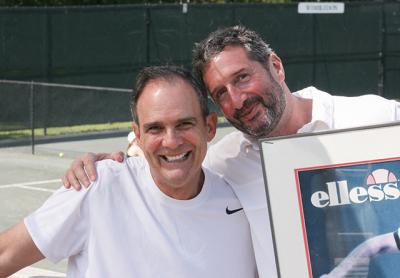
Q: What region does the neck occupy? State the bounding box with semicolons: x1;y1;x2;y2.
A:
153;169;205;200
269;87;313;137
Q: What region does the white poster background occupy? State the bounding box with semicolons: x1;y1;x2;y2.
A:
260;122;400;278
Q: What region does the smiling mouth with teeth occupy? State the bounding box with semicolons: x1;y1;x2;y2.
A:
161;151;191;162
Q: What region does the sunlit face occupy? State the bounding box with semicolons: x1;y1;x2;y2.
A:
203;45;286;138
133;78;217;200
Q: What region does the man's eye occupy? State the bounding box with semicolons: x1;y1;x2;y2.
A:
238;74;250;82
178;122;194;129
214;89;227;101
147;126;162;133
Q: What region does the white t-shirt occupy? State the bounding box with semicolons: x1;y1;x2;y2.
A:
204;87;400;278
25;157;257;277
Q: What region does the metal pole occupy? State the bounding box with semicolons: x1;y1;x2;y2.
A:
377;2;386;96
44;9;53;136
312;14;317;85
145;6;150;65
30;81;35;155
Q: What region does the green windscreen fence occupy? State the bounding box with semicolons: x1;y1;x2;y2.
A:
0;2;399;132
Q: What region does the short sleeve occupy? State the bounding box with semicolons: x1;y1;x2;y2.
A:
24;186;90;263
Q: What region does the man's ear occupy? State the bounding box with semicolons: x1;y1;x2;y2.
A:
206;112;218;142
269;52;285;83
132;122;141;142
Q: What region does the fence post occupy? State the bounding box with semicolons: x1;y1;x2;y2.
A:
43;10;53;136
30;81;35;155
145;6;150;65
378;2;386;96
312;14;317;85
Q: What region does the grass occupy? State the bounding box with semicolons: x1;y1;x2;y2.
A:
0;121;131;140
0;116;229;140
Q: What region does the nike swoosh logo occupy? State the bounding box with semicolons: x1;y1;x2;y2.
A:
226;206;244;215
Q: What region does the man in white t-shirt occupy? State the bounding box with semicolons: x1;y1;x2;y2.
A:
61;26;400;277
0;66;257;277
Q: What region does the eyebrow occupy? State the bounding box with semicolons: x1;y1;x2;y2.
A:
142;117;197;129
143;121;162;130
177;117;197;124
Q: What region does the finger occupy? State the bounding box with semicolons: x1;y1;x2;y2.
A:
77;152;118;184
82;152;101;183
62;175;71;189
66;169;82;191
72;157;92;187
110;151;125;162
96;151;124;162
78;151;124;184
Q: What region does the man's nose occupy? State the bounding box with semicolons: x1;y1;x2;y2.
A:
227;85;244;109
162;129;182;149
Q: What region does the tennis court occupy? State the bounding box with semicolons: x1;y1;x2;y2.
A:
0;126;234;277
0;135;130;277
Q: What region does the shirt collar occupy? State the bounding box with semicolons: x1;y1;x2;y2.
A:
294;87;333;133
242;133;260;152
237;87;334;151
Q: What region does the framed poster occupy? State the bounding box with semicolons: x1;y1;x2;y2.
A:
260;122;400;278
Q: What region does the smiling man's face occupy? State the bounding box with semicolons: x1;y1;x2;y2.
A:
203;45;286;138
133;77;216;200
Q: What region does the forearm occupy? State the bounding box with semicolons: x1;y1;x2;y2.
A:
0;222;44;277
371;231;400;254
321;229;400;278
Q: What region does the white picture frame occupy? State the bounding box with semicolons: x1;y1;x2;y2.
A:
260;122;400;278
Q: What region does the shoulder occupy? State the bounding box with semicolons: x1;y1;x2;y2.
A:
95;157;146;182
293;86;334;102
332;94;399;126
95;158;128;175
295;86;396;110
205;131;247;172
295;87;400;126
89;157;148;196
208;131;246;159
203;167;236;197
203;167;228;185
333;93;395;107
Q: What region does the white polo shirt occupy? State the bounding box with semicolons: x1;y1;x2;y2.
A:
204;86;400;277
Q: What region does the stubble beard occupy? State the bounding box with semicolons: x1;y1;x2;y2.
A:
229;82;286;139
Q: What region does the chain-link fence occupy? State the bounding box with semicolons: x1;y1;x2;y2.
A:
0;79;222;152
0;80;133;152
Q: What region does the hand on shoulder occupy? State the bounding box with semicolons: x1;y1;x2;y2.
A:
62;151;125;191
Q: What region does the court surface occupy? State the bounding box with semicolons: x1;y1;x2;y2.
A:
0;126;234;277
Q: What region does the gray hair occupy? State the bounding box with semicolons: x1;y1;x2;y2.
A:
192;25;273;89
